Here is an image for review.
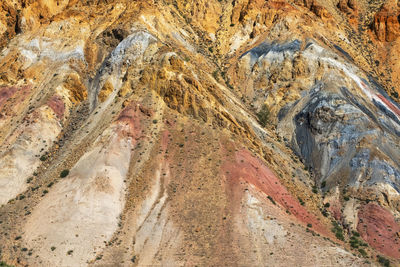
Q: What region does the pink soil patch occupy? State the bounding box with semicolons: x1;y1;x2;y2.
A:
0;86;18;110
377;93;400;118
117;102;152;139
357;203;400;259
0;85;32;112
223;149;331;237
47;95;65;119
328;200;342;221
161;129;170;151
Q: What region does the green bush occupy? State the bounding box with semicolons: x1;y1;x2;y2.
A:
212;70;219;81
312;188;318;194
352;230;360;237
131;256;136;263
0;261;14;267
378;255;390;267
335;231;344;241
267;196;276;205
350;239;359;248
358;248;367;257
257;104;270;127
60;169;70;178
40;155;47;161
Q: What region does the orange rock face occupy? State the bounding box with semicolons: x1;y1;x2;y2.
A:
337;0;357;12
373;6;400;42
294;0;332;20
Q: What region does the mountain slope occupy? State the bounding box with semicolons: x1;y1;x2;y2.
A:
0;0;399;266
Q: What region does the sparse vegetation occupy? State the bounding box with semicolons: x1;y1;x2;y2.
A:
344;196;350;201
377;255;390;267
257;104;270;127
352;230;360;237
321;181;326;188
40;155;47;161
307;223;312;228
298;197;305;206
0;261;14;267
324;202;330;208
350;237;359;248
312;185;318;194
60;169;69;178
67;250;73;255
131;255;136;263
358;248;367;257
31;186;39;191
331;221;344;241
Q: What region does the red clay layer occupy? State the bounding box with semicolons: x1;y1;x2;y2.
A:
47;95;65;119
223;149;331;237
357;202;400;259
377;93;400;118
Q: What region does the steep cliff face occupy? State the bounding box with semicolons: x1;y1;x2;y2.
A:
0;0;400;266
